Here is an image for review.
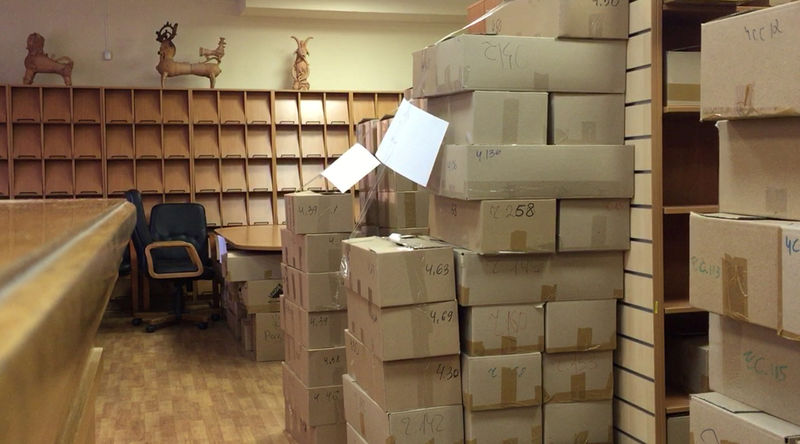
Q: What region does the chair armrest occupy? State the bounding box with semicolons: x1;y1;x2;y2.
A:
144;241;204;279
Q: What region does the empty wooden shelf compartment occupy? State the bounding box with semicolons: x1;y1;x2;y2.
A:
13;160;43;197
44;160;73;196
134;125;162;159
163;126;190;159
192;91;219;124
133;90;161;123
13;124;42;159
194;159;221;193
246;159;272;192
105;125;134;159
135;159;163;194
219;91;245;124
104;89;133;123
221;193;247;226
106;160;135;195
245;92;270;124
73;125;102;159
41;88;71;123
162;90;189;123
43;124;72;159
221;159;247;192
220;126;246;158
72;88;101;123
11;87;41;122
164;159;191;194
247;193;273;225
246;126;272;158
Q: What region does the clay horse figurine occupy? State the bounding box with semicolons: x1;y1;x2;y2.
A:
23;33;74;86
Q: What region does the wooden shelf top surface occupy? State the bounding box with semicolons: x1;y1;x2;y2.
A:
216;224;283;251
664;299;706;314
665;387;691;414
663;205;719;215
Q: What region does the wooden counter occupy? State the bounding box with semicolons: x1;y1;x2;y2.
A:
0;199;135;444
215;224;283;251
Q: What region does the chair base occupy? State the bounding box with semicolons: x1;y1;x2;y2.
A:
132;310;216;332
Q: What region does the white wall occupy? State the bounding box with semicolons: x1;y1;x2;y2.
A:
1;0;457;90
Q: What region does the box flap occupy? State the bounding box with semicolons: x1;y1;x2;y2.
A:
694;392;761;414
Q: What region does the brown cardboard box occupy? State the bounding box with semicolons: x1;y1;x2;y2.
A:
718;119;800;220
282;363;345;427
542;351;613;403
342;375;464;444
428;144;634;201
281;229;349;273
549;94;624;145
782;226;800;339
239;280;281;312
545;300;616;353
429;195;557;254
346;423;368;444
285;191;354;235
377;191;429;229
253;312;283;362
461;304;544;356
462;352;543;411
667;415;689;444
285;402;347;444
479;0;629;39
701;2;800;120
241;316;253;352
455;249;624;306
558;199;630;252
426;91;548;145
282;297;346;348
346;290;460;361
358;185;379;226
341;236;455;308
690;392;800;444
464;406;543;444
226;307;242;340
709;314;800;425
543;401;613;444
666;51;700;107
378;169;419;193
284;334;345;387
666;335;709;395
224;250;282;282
281;263;345;312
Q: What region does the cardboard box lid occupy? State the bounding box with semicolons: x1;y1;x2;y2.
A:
462;352;543;411
692;392;800;441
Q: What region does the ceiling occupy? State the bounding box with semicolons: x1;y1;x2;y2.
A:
236;0;473;23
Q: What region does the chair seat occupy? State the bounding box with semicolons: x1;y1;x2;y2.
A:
152;258;203;276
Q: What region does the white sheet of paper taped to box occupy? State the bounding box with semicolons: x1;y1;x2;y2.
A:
321;143;381;193
376;99;449;187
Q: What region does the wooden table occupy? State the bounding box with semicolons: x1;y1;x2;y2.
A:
215;224;283;251
0;199;135;444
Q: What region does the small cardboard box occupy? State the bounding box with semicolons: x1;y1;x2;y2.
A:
282;297;346;348
455;250;624;306
281;263;345;312
239;280;281;312
464;406;543;444
429;195;557;254
224;250;282;282
281;228;349;273
344;330;462;412
690;392;800;444
253;312;283;362
428;144;634;201
545;300;616;353
543;401;613;444
342;236;455;308
282;363;345;427
342;375;465;444
666;51;700;107
284;333;345;388
377;191;429;229
285;402;346;444
462;352;543;411
479;0;629;39
701;2;800;120
558;199;630;252
461;304;545;356
412;35;625;98
667;415;689;444
426;91;548;145
346;290;460;361
666;335;709;395
285;191;354;235
542;351;613;403
549;94;625;145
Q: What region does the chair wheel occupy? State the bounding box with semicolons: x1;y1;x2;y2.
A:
211;313;221;322
197;322;209;330
145;325;156;333
132;318;142;326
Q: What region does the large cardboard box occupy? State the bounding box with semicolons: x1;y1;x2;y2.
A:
253;312;283;362
426;91;548;145
238;280;281;312
549;94;624;145
344;330;461;411
282;363;345;427
690;392;800;444
281;263;345;312
284;333;346;387
377;191;429;229
281;229;349;273
285;191;354;235
709;314;800;425
342;375;464;444
464;406;543;444
224;250;282;282
543;401;613;444
666;335;709;395
478;0;629;39
428;144;634;201
782;226;800;339
542;351;613;403
666;51;700;107
346;424;367;444
285;402;346;444
429;195;557;254
667;415;689;444
455;250;623;306
342;236;455;307
281;297;346;348
701;2;800;120
461;304;545;356
545;300;616;353
462;352;543;411
378;168;419;193
558;199;630;252
412;35;625;98
346;290;460;361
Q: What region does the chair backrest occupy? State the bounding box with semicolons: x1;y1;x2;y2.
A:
124;189;152;269
149;203;209;263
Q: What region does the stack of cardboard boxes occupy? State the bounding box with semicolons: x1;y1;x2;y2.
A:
280;191;354;443
689;2;800;441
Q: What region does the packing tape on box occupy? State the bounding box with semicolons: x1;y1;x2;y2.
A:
581;121;598;144
544;373;613;403
418;364;435;407
464;180;624;200
532;426;543;444
466;339;542;356
541;285;557;302
574;431;589;444
547;329;617;353
501;335;518;354
766;187;789;214
500;366;518;405
502;98;520;144
591;215;608;248
722;254;749;322
403;192;418;228
577;327;594;350
459;286;471;305
588;13;604;38
533;73;550;91
613;288;623;299
510;231;528;251
667;83;701;103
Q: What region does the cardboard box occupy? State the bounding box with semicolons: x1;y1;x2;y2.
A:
701;2;800;120
413;35;625;98
378;168;419;193
667;415;689;444
558;199;630;252
239;280;281;312
429;196;557;254
666;51;700;107
358;186;379;226
709;314;800;425
542;351;613;403
455;250;624;306
282;363;345;427
285;191;354;235
782;226;800;339
549;94;624;145
378;191;429;229
346;290;460;361
285;402;347;444
344;330;461;411
378;227;429;237
342;375;464;444
666;335;709;394
426;91;548;145
346;423;368;444
690;392;800;444
282;297;347;348
341;236;455;308
253;312;283;362
461;304;545;356
226;307;242;340
428;144;634;201
224;250;282;282
545;300;616;353
284;333;346;387
241;316;253;352
462;352;542;411
464;406;543;444
543;401;612;444
281;263;345;312
281;229;350;273
718;118;800;220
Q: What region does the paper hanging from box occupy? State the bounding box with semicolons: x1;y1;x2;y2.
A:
321;143;381;193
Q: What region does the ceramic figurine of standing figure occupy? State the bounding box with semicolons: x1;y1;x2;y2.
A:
291;36;312;90
155;22;224;88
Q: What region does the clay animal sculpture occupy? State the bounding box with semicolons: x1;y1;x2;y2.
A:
155;22;223;88
200;37;226;62
291;36;312;90
23;33;74;86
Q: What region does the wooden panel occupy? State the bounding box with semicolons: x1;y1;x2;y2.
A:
618;304;654;344
275;127;300;158
631;207;652;241
133;90;161;123
0;86;5;123
301;159;326;191
626;68;651;104
325;93;349;124
105;125;134;159
221;159;247;192
73;125;102;159
275;160;300;192
72;89;101;123
44;160;73;196
627;32;652;69
615;336;655;379
662;116;718;207
629;0;652;35
163;126;190;159
194;160;221;193
134;125;162;159
299;94;324;124
13;124;42;159
625;240;653;276
326;127;350;157
615;430;645;444
352;93;376;123
624;272;654;311
162;90;189;123
274;93;299;124
0;161;8;196
246;126;272;158
74;160;103;196
193;126;220;159
14;160;42;196
221;193;247;226
164;159;191;194
0;126;7;159
11;87;41;122
615;399;656;444
192;91;219;124
43;124;71;159
377;94;400;117
246;159;272;192
301;128;325;158
104;90;133;123
630;137;652;171
245;92;270;124
247;193;273;225
625;103;652;138
106;160;135;195
195;194;222;227
633;173;652;206
276;194;287;225
135;160;163;194
219;91;245;124
42;88;71;123
615;367;656;414
220;126;247;158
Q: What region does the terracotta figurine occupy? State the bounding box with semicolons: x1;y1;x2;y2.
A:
23;33;74;86
155;22;223;88
291;36;312;90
